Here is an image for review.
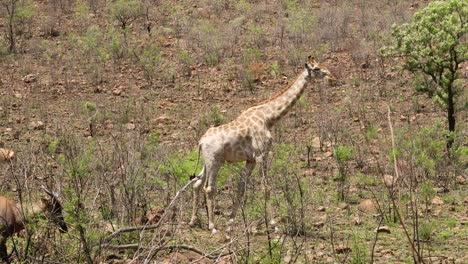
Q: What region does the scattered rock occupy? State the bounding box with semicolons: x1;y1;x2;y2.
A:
456;175;466;185
112;88;122;96
316;251;325;258
93;86;103;93
22;74;37;83
250;225;258;235
103;120;114;130
358;199;376;213
317;206;326;212
431;209;442;216
431;196;444;205
29;120;45;130
383;174;395;188
335;244;351;254
302;168;316;177
283;251;292;263
0;148;15;161
152;115;170;125
313;221;325;228
353;216;362;226
146;207;165;224
311;137;321;149
14;93;23;99
102;222;116;234
324;151;333;158
133;215;148;225
339;203;349;210
375;225;391;233
380;249;393;256
126;123;136;130
455;254;468;264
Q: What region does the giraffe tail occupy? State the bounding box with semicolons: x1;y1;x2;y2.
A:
190;144;203;180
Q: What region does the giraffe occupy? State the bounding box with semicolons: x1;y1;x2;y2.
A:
190;56;336;234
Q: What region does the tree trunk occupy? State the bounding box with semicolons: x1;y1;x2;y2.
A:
446;84;456;149
6;0;17;53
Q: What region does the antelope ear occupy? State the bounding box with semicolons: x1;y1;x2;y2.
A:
308;56;317;64
40;197;49;207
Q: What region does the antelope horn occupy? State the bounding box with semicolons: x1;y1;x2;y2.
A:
41;185;59;199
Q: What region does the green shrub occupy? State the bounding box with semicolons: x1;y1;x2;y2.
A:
68;26;111;83
334;144;354;201
395;122;447;181
247;24;267;48
74;0;91;29
419;221;435;241
270;62;280;78
350;233;369;264
107;0;142;30
133;41;164;85
201;106;225;128
13;0;36;36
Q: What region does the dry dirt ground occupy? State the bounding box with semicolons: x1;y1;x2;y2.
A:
0;0;467;263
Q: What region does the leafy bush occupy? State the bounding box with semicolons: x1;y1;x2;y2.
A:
132;41;164;85
190;19;227;66
395;122;447;181
13;0;36;37
385;0;467;148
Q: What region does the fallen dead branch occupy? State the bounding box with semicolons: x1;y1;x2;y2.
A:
103;243;232;260
100;176;198;245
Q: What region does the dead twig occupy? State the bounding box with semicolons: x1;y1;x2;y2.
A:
387;105;424;263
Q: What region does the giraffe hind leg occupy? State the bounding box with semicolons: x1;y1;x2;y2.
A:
204;162;222;234
190;166;206;227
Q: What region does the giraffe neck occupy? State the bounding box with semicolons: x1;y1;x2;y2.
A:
262;69;309;127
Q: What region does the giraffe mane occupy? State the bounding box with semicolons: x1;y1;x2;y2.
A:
248;72;304;108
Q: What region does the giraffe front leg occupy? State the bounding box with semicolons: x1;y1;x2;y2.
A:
228;160;256;230
256;135;272;201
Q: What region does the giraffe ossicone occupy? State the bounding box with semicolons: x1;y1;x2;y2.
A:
189;56;336;233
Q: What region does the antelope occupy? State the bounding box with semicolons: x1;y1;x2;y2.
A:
0;187;68;262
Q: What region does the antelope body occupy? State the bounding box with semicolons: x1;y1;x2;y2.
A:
0;190;68;262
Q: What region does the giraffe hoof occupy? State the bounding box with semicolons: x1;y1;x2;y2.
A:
189;218;199;228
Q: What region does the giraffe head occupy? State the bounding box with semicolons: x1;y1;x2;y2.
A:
305;56;337;86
